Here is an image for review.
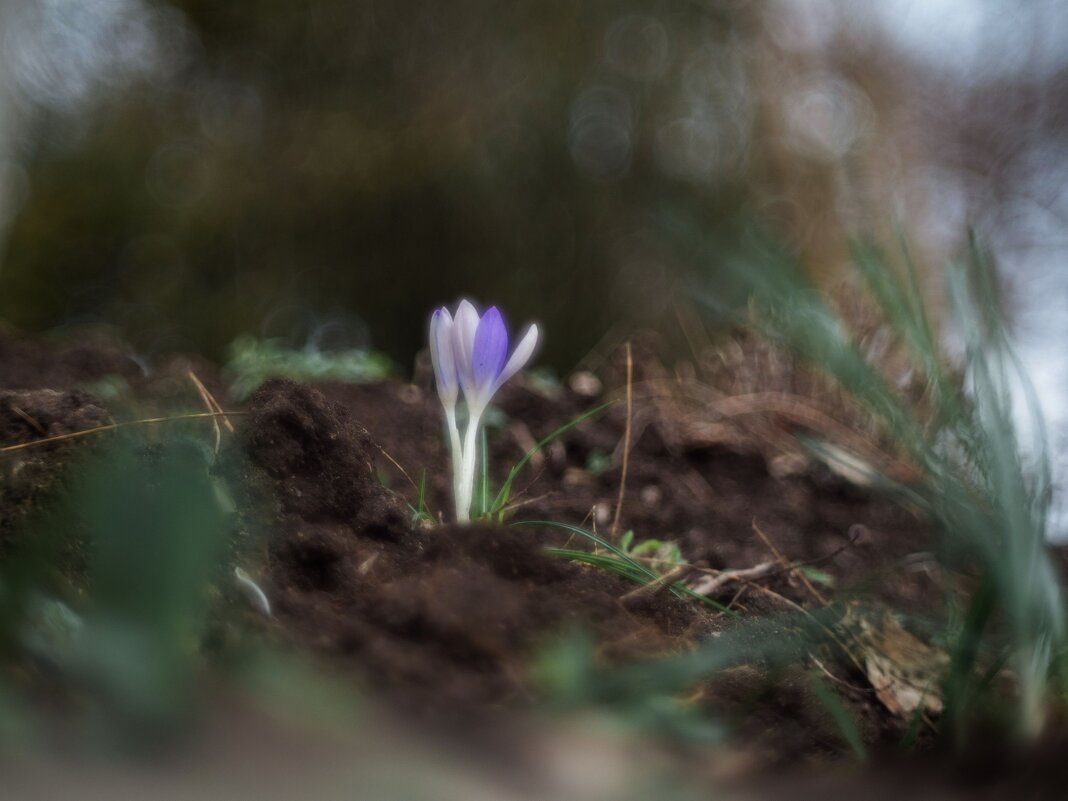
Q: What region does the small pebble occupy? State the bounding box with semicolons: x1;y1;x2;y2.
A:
768;452;809;479
568;371;602;397
593;503;611;527
563;467;592;487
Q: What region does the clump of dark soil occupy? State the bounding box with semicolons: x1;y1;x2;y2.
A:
0;388;112;544
315;376;934;617
0;388;112;447
241;379;705;716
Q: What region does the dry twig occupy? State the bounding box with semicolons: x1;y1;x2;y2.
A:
752;519;828;605
370;441;421;495
10;405;46;436
0;411;245;453
610;341;633;540
620;563;692;604
186;370;230;455
689;561;777;597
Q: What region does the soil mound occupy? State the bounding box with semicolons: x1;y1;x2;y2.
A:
0;388;112;544
242;379;705;715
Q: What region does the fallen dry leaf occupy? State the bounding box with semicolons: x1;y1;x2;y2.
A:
843;605;949;718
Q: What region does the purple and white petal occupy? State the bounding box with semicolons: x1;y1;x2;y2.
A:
471;306;509;402
492;323;539;394
429;307;458;405
453;299;481;396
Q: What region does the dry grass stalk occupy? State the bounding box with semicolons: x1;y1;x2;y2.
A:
610;341;633;540
0;411;244;453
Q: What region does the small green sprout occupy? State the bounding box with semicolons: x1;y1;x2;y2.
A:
584;449;612;477
620;530;685;574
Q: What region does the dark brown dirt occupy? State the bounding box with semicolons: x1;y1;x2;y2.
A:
316;378;934;616
240;379;705;718
3;328;1067;795
221;373;945;761
0;388;112;545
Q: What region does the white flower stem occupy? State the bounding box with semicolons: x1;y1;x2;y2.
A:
444;405;465;520
455;406;483;523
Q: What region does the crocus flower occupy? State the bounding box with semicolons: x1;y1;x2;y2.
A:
429;299;539;521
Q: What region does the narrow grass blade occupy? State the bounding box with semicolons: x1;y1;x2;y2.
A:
536;525;738;617
808;671;869;762
514;520;656;580
490;402;614;519
544;548;652;584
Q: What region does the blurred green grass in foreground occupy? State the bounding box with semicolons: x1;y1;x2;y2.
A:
537;218;1064;746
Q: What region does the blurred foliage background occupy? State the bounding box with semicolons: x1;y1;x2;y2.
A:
0;0;1066;379
2;0;765;367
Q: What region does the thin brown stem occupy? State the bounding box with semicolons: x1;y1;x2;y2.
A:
187;371;223;455
610;341;633;540
689;560;776;596
620;564;692;604
0;411;246;453
371;442;421;494
752;519;828;605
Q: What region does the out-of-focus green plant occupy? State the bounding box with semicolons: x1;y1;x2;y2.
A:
0;438;234;745
532;609;835;744
619;530;685;574
0;418;379;754
680;218;1064;741
533;628;727;745
225;335;394;399
80;442;230;734
529;218;1064;749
